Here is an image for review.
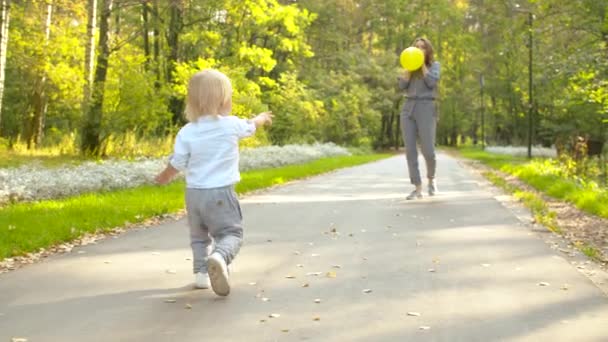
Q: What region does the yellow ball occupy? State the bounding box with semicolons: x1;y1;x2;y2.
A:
400;47;424;71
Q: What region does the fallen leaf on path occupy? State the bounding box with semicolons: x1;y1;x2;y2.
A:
432;257;440;264
104;261;111;264
419;326;431;330
362;289;372;294
428;268;436;273
281;329;290;333
306;272;322;276
326;271;337;278
269;313;280;318
261;297;271;302
361;229;367;233
301;283;310;287
297;264;304;268
248;282;257;286
185;257;192;261
313;316;321;321
314;298;321;303
164;299;176;303
259;319;267;323
77;251;86;254
349;233;354;237
538;282;550;287
11;338;27;342
331;264;342;269
407;312;421;317
185;304;192;309
166;269;177;274
285;275;296;279
293;251;301;255
311;253;320;257
561;284;570;290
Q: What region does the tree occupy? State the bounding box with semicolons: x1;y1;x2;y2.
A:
81;0;112;155
82;0;97;120
25;0;53;148
0;0;9;136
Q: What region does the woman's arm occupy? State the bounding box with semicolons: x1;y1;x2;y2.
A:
398;70;411;90
422;62;440;89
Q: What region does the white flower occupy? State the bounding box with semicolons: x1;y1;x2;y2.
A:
485;145;557;158
0;143;351;205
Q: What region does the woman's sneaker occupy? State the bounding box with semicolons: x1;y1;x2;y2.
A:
406;189;423;200
428;180;438;196
208;252;230;296
194;272;210;289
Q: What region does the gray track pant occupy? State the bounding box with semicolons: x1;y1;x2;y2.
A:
186;186;243;274
400;102;437;186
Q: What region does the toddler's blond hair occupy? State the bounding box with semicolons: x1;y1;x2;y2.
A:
185;69;232;122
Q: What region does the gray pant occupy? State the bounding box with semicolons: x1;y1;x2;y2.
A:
401;102;437;186
186;186;243;274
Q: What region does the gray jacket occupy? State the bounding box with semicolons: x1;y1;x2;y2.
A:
398;61;440;117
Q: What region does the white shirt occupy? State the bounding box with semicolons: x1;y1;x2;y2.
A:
169;115;256;189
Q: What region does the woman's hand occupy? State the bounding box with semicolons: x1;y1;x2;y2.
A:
403;70;411;81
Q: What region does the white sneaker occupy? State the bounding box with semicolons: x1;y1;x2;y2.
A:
194;272;210;289
428;180;438;196
208;253;230;296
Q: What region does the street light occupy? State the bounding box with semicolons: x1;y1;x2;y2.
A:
514;5;534;159
480;73;485;150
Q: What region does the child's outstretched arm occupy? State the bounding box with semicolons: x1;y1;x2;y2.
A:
155;164;179;185
249;111;273;128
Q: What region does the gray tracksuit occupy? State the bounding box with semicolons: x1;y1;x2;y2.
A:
398;61;440;186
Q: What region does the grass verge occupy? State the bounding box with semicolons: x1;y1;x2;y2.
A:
457;146;606;262
459;147;608;219
0;153;390;259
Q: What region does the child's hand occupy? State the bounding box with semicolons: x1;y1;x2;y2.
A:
403;70;411;81
254;111;273;127
154;173;171;185
154;165;179;185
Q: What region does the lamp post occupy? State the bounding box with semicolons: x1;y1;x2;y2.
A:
480;73;485;150
514;5;534;158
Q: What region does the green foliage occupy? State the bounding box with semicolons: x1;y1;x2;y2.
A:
460;147;608;219
0;0;606;157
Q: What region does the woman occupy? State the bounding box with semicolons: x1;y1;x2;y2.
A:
398;37;440;200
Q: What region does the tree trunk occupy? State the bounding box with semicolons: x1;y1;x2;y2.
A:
167;0;183;124
82;0;97;120
152;0;161;88
0;0;10;136
142;1;150;70
81;0;113;155
29;1;53;148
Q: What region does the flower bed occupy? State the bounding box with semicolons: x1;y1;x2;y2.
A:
485;145;557;158
0;143;350;205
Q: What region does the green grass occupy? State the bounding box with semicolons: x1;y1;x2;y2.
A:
484;171;560;234
459;147;608;219
579;244;602;260
0;153;390;259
